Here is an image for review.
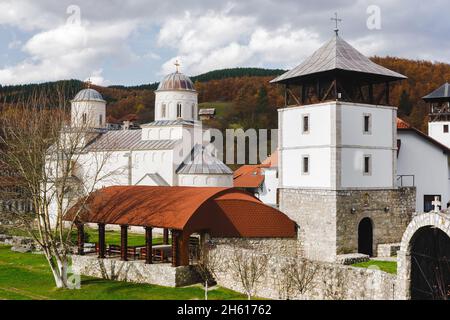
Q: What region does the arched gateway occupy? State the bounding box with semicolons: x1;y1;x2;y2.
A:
397;213;450;300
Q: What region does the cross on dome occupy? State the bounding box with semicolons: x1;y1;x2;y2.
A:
174;60;181;73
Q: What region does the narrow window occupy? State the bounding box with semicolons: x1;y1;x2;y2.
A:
363;114;371;134
99;114;103;126
444;124;449;133
303;115;309;133
192;104;195;119
363;155;371;175
161;104;166;118
302;156;310;175
82;113;87;124
177;103;182;118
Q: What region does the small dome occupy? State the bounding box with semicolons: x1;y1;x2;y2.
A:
72;88;105;102
157;72;195;92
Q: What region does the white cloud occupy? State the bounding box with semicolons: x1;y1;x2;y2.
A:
0;20;137;85
158;10;322;76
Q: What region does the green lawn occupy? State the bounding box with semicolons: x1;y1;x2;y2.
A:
199;101;232;118
0;245;244;300
82;228;166;247
352;260;397;274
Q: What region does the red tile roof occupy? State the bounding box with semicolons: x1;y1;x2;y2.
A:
67;186;296;238
233;152;278;188
396;118;411;129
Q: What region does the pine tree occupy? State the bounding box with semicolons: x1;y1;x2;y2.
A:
398;90;413;116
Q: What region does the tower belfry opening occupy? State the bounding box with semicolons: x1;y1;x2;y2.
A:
271;32;406;107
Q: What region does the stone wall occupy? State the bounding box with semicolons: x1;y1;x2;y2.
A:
335;187;415;256
279;189;337;262
211;238;397;300
71;255;201;287
279;187;415;262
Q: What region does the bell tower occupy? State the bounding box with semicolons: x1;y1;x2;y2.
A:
424;83;450;148
275;27;414;262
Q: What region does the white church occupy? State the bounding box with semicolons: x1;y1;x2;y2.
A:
71;69;232;188
48;67;234;222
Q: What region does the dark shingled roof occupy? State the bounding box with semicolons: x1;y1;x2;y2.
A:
271;34;406;84
84;130;180;151
423;83;450;102
176;144;233;175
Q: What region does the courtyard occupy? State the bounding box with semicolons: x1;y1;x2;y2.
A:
0;245;244;300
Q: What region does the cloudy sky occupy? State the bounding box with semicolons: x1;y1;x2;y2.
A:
0;0;448;86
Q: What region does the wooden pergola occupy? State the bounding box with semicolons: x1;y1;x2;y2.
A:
67;186;297;267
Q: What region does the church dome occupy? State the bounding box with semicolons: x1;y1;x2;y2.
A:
157;72;195;92
72;88;106;102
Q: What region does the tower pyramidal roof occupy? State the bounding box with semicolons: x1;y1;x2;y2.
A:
271;34;406;84
423;82;450;101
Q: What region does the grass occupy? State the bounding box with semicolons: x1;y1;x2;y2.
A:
82;228;165;246
352;260;397;274
1;226;167;247
0;245;245;300
199;101;233;118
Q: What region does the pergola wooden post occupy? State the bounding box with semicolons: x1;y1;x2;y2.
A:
171;230;179;267
163;228;169;245
98;223;106;258
76;223;85;256
145;226;153;264
120;225;128;261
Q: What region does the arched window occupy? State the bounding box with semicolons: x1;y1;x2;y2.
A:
99;114;103;126
161;104;167;118
177;103;182;118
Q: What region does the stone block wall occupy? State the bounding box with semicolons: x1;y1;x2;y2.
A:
335;187;415;256
279;189;337;262
71;255;201;287
279;187;415;262
211;239;397;300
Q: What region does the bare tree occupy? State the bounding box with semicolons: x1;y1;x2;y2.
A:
0;92;119;288
229;244;269;300
195;239;224;300
277;258;318;300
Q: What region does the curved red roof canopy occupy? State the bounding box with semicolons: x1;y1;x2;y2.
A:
67;186;296;238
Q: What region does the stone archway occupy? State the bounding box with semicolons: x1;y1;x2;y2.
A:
397;213;450;300
358;217;373;256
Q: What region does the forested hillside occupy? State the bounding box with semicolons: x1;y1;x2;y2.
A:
1;59;450;133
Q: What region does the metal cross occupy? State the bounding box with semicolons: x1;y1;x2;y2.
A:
432;196;441;213
331;12;342;36
174;60;180;73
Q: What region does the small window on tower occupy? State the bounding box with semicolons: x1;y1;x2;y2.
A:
302;115;310;134
363;114;372;134
363;155;372;175
99;114;103;126
444;124;449;133
177;103;182;118
82;113;87;124
302;156;310;175
161;104;167;118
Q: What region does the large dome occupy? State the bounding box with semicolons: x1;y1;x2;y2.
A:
72;88;105;102
157;72;195;92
